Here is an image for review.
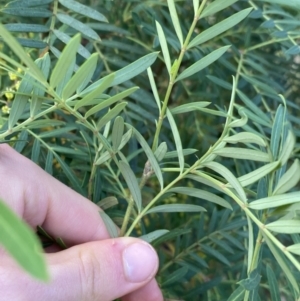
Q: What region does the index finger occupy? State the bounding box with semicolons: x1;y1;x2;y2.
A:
0;144;109;245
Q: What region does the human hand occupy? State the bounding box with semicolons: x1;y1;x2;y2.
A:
0;144;163;301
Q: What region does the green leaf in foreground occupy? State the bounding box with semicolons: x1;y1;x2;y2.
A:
167;0;183;46
265;220;300;233
169;186;232;209
140;229;169;243
0;24;46;82
203;161;247;203
99;211;118;238
188;8;252;48
59;0;108;22
119;161;142;212
0;199;49;281
249;191;300;210
200;0;239;18
213;147;270;162
227;285;245;301
146;204;206;214
238;268;261;291
176;46;230;82
266;265;281;301
273;159;300;195
83;52;159;93
50;33;81;89
167;108;184;173
264;234;299;295
232;161;279;187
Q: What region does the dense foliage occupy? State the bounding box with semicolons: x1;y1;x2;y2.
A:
0;0;300;300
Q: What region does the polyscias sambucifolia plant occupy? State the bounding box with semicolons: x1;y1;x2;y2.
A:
0;0;300;300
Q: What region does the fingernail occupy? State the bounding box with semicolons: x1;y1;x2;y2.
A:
122;242;158;283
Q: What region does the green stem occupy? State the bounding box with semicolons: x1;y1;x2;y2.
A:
0;104;57;141
151;0;209;151
47;0;58;44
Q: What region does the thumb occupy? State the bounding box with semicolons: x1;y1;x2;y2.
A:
2;238;160;301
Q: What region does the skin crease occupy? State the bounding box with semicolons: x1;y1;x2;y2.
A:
0;144;163;301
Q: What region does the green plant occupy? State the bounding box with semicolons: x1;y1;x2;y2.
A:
1;0;300;300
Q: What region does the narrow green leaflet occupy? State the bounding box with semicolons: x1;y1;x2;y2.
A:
6;0;53;7
187;173;225;194
238;269;261;291
53;30;91;59
1;7;52;18
146;204;206;214
203;161;247;203
264;234;300;295
223;132;266;147
95;129;133;165
45;150;53;175
232;161;279;187
59;0;108;22
147;67;161;113
154;142;167;162
169;187;232;209
0;199;49;281
0;24;46;82
171;102;211;114
30;53;51;117
56;14;100;41
31;139;41;163
96;102;127;131
166;109;184;173
201;244;230;266
99;212;118;238
53;152;85;195
207;75;232;90
188;8;252;49
279;130;295;166
266;265;281;301
246;216;254;274
227;285;245;301
75;73;115;110
156;21;171;74
85;87;138;118
97;196;118;210
167;0;183;46
229;112;248;127
200;0;239;18
119;161;142;212
249;191;300;210
62;53;98;100
255;0;300;8
161;266;188;287
8;72;34;129
83;52;159;94
270;105;284;159
112;116;124;152
286;243;300;255
4;23;49;33
50;34;81;89
237;90;271;124
213;148;270;162
176;46;230;82
165;148;197;158
273;160;300;195
265;220;300;233
193;0;199;15
140;229;169;243
128;125;164;190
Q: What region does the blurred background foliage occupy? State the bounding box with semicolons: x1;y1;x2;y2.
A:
0;0;300;300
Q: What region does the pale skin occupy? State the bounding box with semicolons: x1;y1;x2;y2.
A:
0;144;163;301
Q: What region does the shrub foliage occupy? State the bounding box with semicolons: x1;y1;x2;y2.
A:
0;0;300;300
